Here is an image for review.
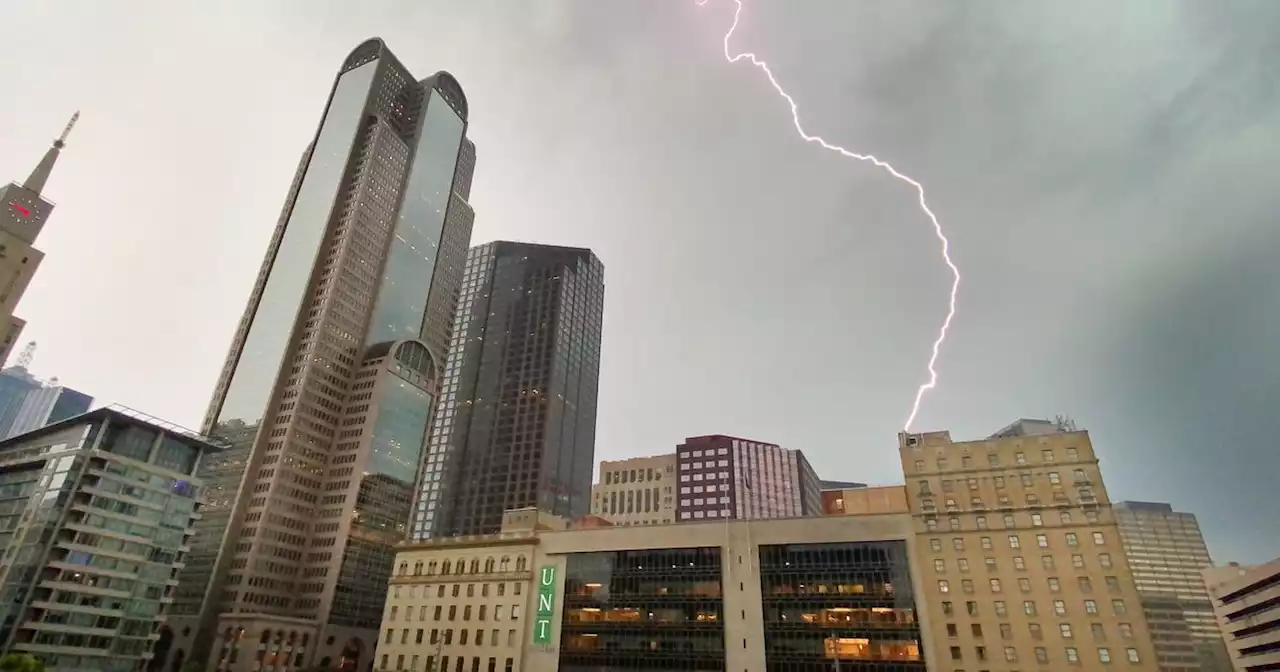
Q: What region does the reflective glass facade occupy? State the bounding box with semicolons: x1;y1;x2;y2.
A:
560;548;725;671
757;541;925;672
412;242;605;540
366;90;466;345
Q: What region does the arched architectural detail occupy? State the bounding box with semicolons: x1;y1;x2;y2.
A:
484;557;495;573
515;555;527;572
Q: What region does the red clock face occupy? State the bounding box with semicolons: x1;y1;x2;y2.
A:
10;202;31;218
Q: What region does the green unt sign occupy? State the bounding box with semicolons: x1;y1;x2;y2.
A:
532;565;558;645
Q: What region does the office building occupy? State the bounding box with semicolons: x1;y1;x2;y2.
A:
1204;559;1280;671
1115;501;1230;671
821;483;909;516
674;435;822;522
0;406;223;672
411;241;604;541
589;454;676;526
167;38;478;670
378;506;928;672
900;421;1160;670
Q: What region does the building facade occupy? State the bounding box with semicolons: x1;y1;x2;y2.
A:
411;242;605;541
821;484;909;516
0;114;78;365
1114;501;1230;671
900;423;1161;671
589;454;675;526
378;509;930;672
0;361;91;440
167;38;478;670
1203;559;1280;672
0;406;222;672
674;435;822;522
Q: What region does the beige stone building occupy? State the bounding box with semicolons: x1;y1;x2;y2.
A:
1203;559;1280;671
900;424;1161;670
589;454;676;526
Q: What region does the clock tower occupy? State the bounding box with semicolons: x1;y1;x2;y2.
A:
0;112;77;364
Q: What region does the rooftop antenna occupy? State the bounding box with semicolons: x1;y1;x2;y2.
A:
14;341;35;369
24;111;79;194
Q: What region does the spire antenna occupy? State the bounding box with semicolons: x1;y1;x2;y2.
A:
55;111;79;148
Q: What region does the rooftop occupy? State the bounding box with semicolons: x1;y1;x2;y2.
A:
0;404;229;453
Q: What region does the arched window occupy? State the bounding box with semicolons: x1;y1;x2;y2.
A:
469;558;480;574
455;559;465;575
515;556;527;572
499;556;510;572
484;557;495;573
398;562;408;576
260;629;272;644
413;561;423;575
287;632;297;646
428;560;438;575
441;560;452;574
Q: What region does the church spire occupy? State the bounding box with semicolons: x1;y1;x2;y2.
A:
23;111;79;195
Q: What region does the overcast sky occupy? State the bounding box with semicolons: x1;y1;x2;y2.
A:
1;0;1276;562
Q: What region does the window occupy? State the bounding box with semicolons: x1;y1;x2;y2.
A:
1118;623;1133;639
1085;509;1099;523
976;516;988;530
1007;535;1019;549
942;601;954;616
989;454;1000;466
1042;555;1055;570
926;518;938;531
1105;576;1121;593
1126;648;1140;663
1003;514;1015;528
1066;647;1079;663
938;580;950;593
1061;511;1072;524
1091;623;1106;641
1004;646;1018;662
968;478;979;491
1035;647;1048;664
1018;578;1032;593
972;624;983;638
1015;452;1026;465
931;538;943;551
1023;601;1037;616
949;517;961;531
1031;513;1043;527
985;558;997;572
1000;623;1013;640
935;559;946;573
1099;553;1113;569
1085;599;1098;614
950;646;962;661
1093;531;1106;545
982;537;993;550
1048;471;1061;485
990;579;1002;593
1112;599;1126;615
1030;624;1043;640
1042;449;1055;462
958;559;970;572
967;601;979;616
1066;532;1078;547
1013;556;1026;570
914;460;924;471
1072;554;1085;569
1020;473;1033;486
1048;578;1060;593
1060;624;1073;639
1079;577;1093;593
953;538;965;551
1066;447;1078;460
1099;647;1112;664
947;623;958;638
1036;534;1049;548
962;579;974;594
1053;599;1066;615
995;600;1007;617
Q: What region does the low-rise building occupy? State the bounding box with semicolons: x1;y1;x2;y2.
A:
590;455;675;526
1203;559;1280;671
0;405;224;672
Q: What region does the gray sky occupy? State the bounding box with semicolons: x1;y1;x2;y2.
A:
2;0;1276;562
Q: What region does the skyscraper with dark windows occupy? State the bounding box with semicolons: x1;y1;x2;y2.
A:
674;434;823;522
410;241;605;540
166;38;477;671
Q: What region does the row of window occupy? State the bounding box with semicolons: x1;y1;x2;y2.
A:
942;598;1130;618
383;627;519;648
395;556;527;576
930;549;1115;573
680;460;730;471
949;644;1141;665
393;582;523;601
911;446;1083;472
388;602;523;624
681;447;730;459
926;509;1101;532
939;575;1125;598
379;653;513;672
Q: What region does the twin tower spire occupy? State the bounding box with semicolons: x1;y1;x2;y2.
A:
23;111;79;195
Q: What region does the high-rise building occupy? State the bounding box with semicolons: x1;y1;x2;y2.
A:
0;346;93;439
674;435;822;522
589;454;677;526
1203;559;1280;671
1114;501;1231;672
900;421;1161;671
167;38;477;670
411;241;605;541
0;114;78;364
0;406;223;672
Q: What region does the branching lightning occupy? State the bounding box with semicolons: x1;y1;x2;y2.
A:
698;0;960;431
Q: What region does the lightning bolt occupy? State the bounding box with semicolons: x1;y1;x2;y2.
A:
698;0;960;431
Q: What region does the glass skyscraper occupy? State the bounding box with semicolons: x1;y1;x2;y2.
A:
411;242;605;540
167;38;477;671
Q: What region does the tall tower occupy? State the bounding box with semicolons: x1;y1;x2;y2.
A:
411;241;605;540
1114;501;1232;671
0;114;78;363
167;39;477;671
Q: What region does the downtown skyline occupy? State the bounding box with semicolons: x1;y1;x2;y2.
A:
1;0;1277;568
